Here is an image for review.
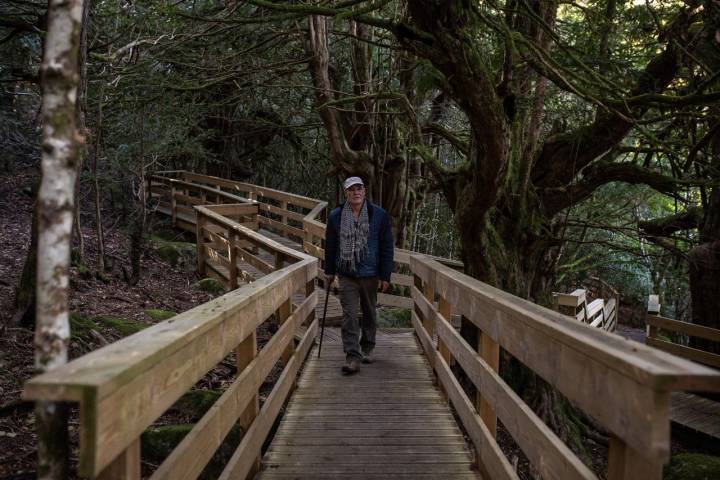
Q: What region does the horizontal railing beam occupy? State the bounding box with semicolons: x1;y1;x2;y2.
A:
24;258;317;476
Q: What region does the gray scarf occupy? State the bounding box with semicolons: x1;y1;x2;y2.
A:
337;200;369;273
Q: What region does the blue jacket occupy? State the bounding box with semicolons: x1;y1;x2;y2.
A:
324;201;394;281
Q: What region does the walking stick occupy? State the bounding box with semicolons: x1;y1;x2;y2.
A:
317;280;331;358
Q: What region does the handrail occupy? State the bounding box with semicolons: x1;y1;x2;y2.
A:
150;171;459;309
24;213;319;478
411;255;720;480
646;295;720;369
552;286;618;332
23;172;720;479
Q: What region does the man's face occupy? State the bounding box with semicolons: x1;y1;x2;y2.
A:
345;184;366;208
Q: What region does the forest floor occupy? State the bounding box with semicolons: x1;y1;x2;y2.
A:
0;166;281;478
0;166;716;479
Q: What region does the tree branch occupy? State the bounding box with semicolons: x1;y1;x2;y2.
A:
533;9;692;191
543;162;709;215
421;123;469;156
638;207;703;237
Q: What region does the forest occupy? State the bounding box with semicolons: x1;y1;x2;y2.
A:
1;0;720;478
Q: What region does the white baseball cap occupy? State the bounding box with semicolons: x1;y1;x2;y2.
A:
343;176;364;189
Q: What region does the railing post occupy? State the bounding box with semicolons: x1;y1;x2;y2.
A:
437;296;452;400
196;211;206;276
236;331;260;476
229;230;238;290
647;294;660;341
278;298;293;365
273;255;293;364
170;182;177;227
423;283;435;339
608;437;662;480
98;438;140;480
437;296;451;364
302;221;311;255
280;200;288;230
275;252;284;271
478;331;499;438
306;279;315;319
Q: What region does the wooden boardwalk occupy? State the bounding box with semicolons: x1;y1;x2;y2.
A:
255;328;482;479
670;392;720;439
615;326;720;439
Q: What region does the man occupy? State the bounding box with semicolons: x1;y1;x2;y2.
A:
324;176;394;375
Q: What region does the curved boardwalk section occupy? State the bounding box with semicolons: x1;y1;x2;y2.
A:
257;328;482;479
23;171;720;480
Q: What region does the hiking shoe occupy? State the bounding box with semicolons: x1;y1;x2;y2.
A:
341;359;360;375
361;351;374;364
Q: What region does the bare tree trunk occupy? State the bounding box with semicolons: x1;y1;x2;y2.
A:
92;86;106;274
70;0;90;265
35;0;84;478
126;107;146;285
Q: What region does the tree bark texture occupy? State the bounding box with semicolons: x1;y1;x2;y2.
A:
389;0;692;301
306;15;429;247
35;0;84;477
689;133;720;352
127;106;146;286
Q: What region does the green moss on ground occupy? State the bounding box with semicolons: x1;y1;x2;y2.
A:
70;313;98;340
145;309;177;321
96;316;147;336
151;236;196;267
76;263;93;279
141;424;243;479
378;307;412;328
157;244;181;266
665;453;720;480
171;390;222;420
152;230;182;242
196;277;225;296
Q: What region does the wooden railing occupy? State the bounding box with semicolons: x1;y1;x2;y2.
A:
24;214;319;479
148;174;256;233
411;255;720;480
552;285;618;332
646;295;720;369
149;171;464;309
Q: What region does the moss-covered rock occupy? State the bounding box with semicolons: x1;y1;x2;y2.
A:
196;277;225;296
152;230;183;242
152;236;196;267
70;313;98;340
145;309;177;321
665;453;720;480
378;307;412;328
96;316;147;336
171;390;222;420
141;424;243;479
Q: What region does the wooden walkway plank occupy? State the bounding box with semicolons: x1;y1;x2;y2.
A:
616;327;720;440
255;328;482;479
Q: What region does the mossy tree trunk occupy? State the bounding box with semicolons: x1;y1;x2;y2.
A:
35;0;85;477
688;131;720;354
394;0;692;300
390;0;696;456
306;15;432;248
